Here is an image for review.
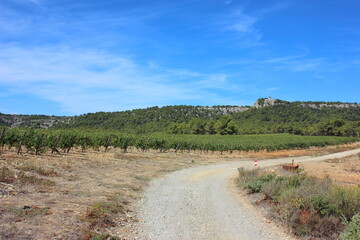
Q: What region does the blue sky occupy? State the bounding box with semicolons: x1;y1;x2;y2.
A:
0;0;359;115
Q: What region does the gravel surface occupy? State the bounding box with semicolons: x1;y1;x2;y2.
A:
137;149;360;240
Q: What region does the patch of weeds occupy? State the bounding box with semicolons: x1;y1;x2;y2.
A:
80;230;124;240
345;165;360;173
16;163;60;177
18;172;55;187
67;174;80;181
294;224;308;236
157;169;176;173
1;167;55;187
134;176;150;182
91;233;123;240
10;206;51;218
85;195;125;229
237;168;276;193
130;185;142;192
74;191;91;197
0;166;16;184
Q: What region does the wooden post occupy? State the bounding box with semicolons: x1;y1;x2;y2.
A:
220;144;226;155
174;143;180;153
0;128;5;143
104;136;111;152
51;135;61;154
187;144;193;154
0;128;5;154
17;132;27;155
35;134;45;155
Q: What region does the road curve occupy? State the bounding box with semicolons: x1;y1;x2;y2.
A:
137;149;360;240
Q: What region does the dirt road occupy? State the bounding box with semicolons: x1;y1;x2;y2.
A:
137;148;360;240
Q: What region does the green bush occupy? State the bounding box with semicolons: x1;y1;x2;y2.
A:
237;168;276;193
339;214;360;240
311;195;335;216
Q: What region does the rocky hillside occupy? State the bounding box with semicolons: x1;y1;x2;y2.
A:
253;98;360;109
0;114;73;128
1;98;359;132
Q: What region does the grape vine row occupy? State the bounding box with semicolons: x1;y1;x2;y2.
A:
0;127;358;155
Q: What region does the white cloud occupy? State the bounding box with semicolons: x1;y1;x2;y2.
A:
218;3;290;47
0;44;244;114
264;55;325;72
225;11;257;33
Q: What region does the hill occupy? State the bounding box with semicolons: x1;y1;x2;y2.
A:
1;98;360;136
0;113;73;129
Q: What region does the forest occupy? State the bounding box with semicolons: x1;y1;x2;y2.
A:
59;100;360;137
1;99;360;137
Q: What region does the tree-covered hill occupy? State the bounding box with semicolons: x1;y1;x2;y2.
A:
55;98;360;136
1;98;360;136
54;105;249;133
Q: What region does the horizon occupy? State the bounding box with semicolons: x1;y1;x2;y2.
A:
0;0;359;115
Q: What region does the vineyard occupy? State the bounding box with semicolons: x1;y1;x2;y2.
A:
0;127;359;155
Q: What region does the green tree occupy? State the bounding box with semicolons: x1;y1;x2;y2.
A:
225;120;237;135
215;116;232;135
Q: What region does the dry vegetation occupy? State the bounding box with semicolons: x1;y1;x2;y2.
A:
237;150;360;239
0;143;359;239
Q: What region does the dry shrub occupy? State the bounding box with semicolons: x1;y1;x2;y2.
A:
10;206;51;218
85;196;125;229
0;166;16;184
17;171;55;187
317;216;341;237
17;163;60;177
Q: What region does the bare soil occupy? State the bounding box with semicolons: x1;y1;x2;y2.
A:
300;154;360;185
0;143;359;239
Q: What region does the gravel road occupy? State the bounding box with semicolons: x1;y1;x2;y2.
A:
137;149;360;240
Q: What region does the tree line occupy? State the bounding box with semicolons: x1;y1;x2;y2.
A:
168;117;360;137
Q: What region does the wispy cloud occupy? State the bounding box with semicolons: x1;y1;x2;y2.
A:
0;44;248;114
27;0;42;7
264;54;325;72
223;0;233;5
264;52;309;63
225;11;257;33
254;2;289;16
218;2;288;47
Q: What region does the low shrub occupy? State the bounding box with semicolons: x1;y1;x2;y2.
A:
237;168;275;193
311;195;336;216
84;195;126;229
237;168;360;239
339;214;360;240
0;166;16;183
17;163;60;177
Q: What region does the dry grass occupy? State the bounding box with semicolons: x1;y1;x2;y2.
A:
0;143;359;239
